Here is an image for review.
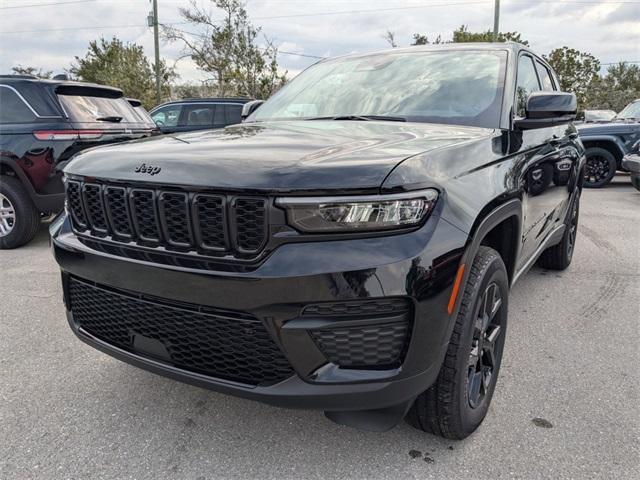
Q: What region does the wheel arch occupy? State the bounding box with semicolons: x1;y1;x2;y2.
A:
448;199;522;318
581;136;626;167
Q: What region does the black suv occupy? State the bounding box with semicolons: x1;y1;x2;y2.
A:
149;98;251;134
51;44;584;439
0;76;157;248
577;99;640;187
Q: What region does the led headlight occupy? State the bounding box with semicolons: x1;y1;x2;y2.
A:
276;189;438;232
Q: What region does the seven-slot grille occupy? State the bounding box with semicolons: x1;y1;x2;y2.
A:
65;179;268;256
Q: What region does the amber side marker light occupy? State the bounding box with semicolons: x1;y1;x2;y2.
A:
447;264;465;315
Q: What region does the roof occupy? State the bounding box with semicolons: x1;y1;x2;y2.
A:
0;76;123;95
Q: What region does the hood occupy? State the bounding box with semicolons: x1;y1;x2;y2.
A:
65;120;492;192
577;120;640;136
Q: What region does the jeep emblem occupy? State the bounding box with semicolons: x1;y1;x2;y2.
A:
134;163;161;176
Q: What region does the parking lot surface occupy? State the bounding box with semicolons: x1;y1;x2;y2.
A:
1;176;638;480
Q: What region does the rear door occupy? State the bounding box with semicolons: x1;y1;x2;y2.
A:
179;103;217;132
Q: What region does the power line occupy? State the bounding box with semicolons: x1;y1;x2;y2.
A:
0;0;99;9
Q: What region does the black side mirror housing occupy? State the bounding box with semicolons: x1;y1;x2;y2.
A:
241;100;265;121
514;91;577;130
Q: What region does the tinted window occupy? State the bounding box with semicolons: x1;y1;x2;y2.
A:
516;55;541;117
224;104;243;125
151;105;182;127
213;105;225;127
535;61;555;91
183;105;214;126
0;87;37;124
58;94;139;123
253;50;508;129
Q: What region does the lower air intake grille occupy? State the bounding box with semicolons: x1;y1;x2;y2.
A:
68;277;294;386
310;322;410;369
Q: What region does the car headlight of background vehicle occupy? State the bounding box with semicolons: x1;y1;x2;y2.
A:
276;189;438;232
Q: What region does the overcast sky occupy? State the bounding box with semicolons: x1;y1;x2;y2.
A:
0;0;638;83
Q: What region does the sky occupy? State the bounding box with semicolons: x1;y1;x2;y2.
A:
0;0;638;83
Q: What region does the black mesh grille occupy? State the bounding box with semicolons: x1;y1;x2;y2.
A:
194;195;226;250
68;277;294;386
83;184;108;233
66;181;87;228
235;198;267;252
310;322;410;368
160;192;191;246
104;187;133;237
65;180;268;258
304;298;410;317
131;190;160;242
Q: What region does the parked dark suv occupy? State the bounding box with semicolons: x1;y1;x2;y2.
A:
577;99;640;187
51;43;584;439
0;76;157;248
149;98;251;134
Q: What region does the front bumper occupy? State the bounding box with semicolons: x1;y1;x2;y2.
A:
51;212;466;412
622;154;640;191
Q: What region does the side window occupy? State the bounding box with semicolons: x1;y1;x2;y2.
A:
183;105;215;126
535;61;555;91
515;56;541;117
213;104;225;127
151;105;182;127
0;87;37;124
224;105;243;125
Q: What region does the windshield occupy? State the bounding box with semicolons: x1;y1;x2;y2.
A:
252;50;507;129
617;101;640;120
58;94;142;124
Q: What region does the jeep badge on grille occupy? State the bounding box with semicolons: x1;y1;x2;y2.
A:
134;163;161;176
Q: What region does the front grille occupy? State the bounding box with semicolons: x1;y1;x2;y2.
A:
303;298;410;317
310;322;410;368
68;277;294;386
65;179;268;258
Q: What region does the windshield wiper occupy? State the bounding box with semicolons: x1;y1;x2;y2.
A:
306;115;406;122
95;116;123;123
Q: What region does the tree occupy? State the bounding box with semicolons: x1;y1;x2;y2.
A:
587;63;640;112
451;25;529;45
382;30;398;48
164;0;287;99
410;33;442;46
11;65;52;78
70;37;175;108
544;47;600;112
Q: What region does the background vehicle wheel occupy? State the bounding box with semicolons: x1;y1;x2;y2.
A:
0;176;40;249
407;246;508;439
537;192;580;270
583;147;617;188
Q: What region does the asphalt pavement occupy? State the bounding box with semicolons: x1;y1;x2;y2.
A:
1;175;638;480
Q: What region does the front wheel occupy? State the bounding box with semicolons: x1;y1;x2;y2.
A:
583;147;617;188
408;246;508;439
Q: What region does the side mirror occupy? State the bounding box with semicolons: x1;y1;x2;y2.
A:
514;91;577;130
241;100;265;121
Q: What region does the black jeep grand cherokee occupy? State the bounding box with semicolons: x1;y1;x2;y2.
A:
51;43;584;439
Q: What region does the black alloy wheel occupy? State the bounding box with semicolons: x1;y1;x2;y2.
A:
584;147;617;188
468;282;503;409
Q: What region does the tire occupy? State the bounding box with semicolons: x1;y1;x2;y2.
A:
407;246;509;439
0;175;40;249
583;147;617;188
537;192;580;270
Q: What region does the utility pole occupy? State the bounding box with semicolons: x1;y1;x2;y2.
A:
149;0;161;104
493;0;500;42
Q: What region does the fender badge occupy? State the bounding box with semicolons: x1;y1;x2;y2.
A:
134;163;161;176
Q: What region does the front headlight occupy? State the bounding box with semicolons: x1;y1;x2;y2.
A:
276;189;438;233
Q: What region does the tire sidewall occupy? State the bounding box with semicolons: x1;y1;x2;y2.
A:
456;256;509;434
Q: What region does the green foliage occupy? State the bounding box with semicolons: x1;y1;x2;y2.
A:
410;33;442;45
544;47;600;112
164;0;287;99
11;65;52;79
69;37;176;109
452;25;529;45
587;63;640;112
